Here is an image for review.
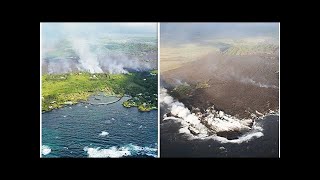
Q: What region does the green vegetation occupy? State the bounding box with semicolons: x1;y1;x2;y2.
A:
121;70;158;111
150;69;158;74
171;83;193;99
42;70;158;112
171;80;210;99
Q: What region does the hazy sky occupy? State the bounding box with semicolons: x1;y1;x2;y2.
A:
42;23;157;44
160;23;279;45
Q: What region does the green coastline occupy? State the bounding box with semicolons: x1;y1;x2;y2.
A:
42;70;158;112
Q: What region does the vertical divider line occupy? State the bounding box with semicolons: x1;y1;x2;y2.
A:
40;23;42;158
157;22;160;158
278;22;280;158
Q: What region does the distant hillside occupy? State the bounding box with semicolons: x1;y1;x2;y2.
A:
222;43;279;56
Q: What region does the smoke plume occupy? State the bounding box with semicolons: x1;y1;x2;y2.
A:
69;38;103;73
42;23;157;74
160;88;264;143
239;77;278;89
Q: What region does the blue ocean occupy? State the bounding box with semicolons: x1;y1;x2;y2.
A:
42;95;158;158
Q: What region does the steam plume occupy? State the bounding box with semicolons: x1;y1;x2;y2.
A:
160;88;264;143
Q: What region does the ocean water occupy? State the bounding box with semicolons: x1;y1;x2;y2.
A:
42;96;158;158
160;108;279;157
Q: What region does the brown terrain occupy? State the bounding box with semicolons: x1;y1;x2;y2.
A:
161;52;279;119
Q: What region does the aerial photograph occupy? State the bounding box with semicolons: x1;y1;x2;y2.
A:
41;23;158;158
160;23;279;157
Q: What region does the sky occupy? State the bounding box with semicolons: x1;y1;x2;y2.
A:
42;23;157;46
160;23;279;45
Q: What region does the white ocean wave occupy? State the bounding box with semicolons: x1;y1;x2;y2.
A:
99;131;109;137
208;131;264;144
83;144;157;158
42;145;51;156
84;146;130;158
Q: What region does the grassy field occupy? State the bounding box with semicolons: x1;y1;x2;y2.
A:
160;37;279;72
160;43;218;72
42;71;157;112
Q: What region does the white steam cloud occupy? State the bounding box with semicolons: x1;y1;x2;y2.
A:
47;59;74;74
70;38;103;73
240;77;278;89
42;23;156;74
98;53;151;74
160;88;264;143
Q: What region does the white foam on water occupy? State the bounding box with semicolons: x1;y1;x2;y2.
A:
163;117;182;121
139;125;143;129
127;144;157;152
105;120;111;124
42;145;51;156
208;131;264;144
146;153;158;158
99;131;109;137
84;146;131;158
83;144;157;158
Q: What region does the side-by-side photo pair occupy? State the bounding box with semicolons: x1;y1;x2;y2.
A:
40;22;279;158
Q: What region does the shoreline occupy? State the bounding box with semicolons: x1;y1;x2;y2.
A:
42;93;157;113
162;112;279;142
85;95;124;105
160;88;278;141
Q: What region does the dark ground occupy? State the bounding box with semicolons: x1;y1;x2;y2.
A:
161;53;279;119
